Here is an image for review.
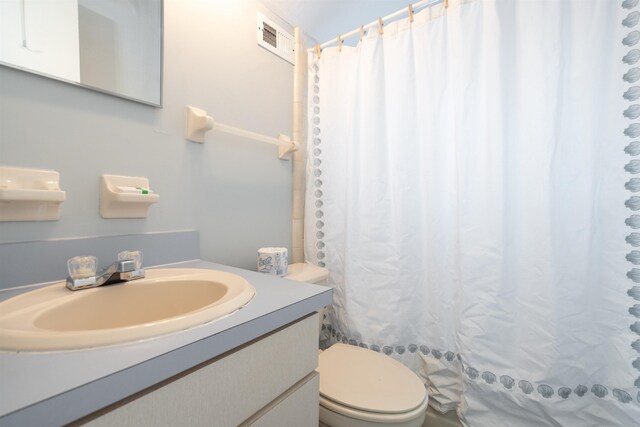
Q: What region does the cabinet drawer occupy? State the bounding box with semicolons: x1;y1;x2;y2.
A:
84;314;319;427
246;372;319;427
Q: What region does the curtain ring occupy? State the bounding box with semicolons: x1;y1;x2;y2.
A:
359;25;364;42
378;17;384;35
315;43;321;59
337;34;342;52
408;4;414;23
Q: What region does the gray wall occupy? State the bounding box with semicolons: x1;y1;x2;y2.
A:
0;0;293;271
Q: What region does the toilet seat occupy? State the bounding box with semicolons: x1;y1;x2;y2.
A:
318;343;428;423
320;394;429;423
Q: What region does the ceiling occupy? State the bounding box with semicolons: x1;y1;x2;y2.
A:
258;0;412;45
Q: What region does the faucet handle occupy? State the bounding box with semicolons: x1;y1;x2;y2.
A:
118;250;143;270
67;256;97;280
66;256;98;290
117;250;145;281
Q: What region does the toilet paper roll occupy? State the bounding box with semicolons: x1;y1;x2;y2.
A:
257;247;288;276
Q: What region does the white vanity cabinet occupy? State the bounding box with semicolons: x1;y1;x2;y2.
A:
0;257;331;427
81;314;320;427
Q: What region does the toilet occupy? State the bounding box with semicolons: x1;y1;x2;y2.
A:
286;263;428;427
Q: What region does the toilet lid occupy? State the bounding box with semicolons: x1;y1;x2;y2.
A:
286;263;329;283
318;343;426;414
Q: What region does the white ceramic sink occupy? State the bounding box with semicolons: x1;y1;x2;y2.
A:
0;268;255;351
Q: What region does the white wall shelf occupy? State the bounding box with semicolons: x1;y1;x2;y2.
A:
0;167;66;222
100;175;159;219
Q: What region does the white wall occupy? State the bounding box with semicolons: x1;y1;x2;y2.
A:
0;0;294;271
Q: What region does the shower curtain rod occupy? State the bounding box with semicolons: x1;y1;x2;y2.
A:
307;0;444;52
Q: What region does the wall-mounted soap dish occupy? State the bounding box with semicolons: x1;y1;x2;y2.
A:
100;175;159;219
0;166;66;221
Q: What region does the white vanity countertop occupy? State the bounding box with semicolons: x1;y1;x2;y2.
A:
0;260;332;427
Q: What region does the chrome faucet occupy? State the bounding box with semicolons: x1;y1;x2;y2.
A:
66;251;145;291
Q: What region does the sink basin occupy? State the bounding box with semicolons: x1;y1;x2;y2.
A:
0;268;255;351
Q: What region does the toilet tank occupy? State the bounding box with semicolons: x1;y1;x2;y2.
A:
286;263;329;285
286;263;329;334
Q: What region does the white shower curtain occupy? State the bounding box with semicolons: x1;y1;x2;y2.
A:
305;0;640;425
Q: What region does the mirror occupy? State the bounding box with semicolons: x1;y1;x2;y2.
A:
0;0;163;107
